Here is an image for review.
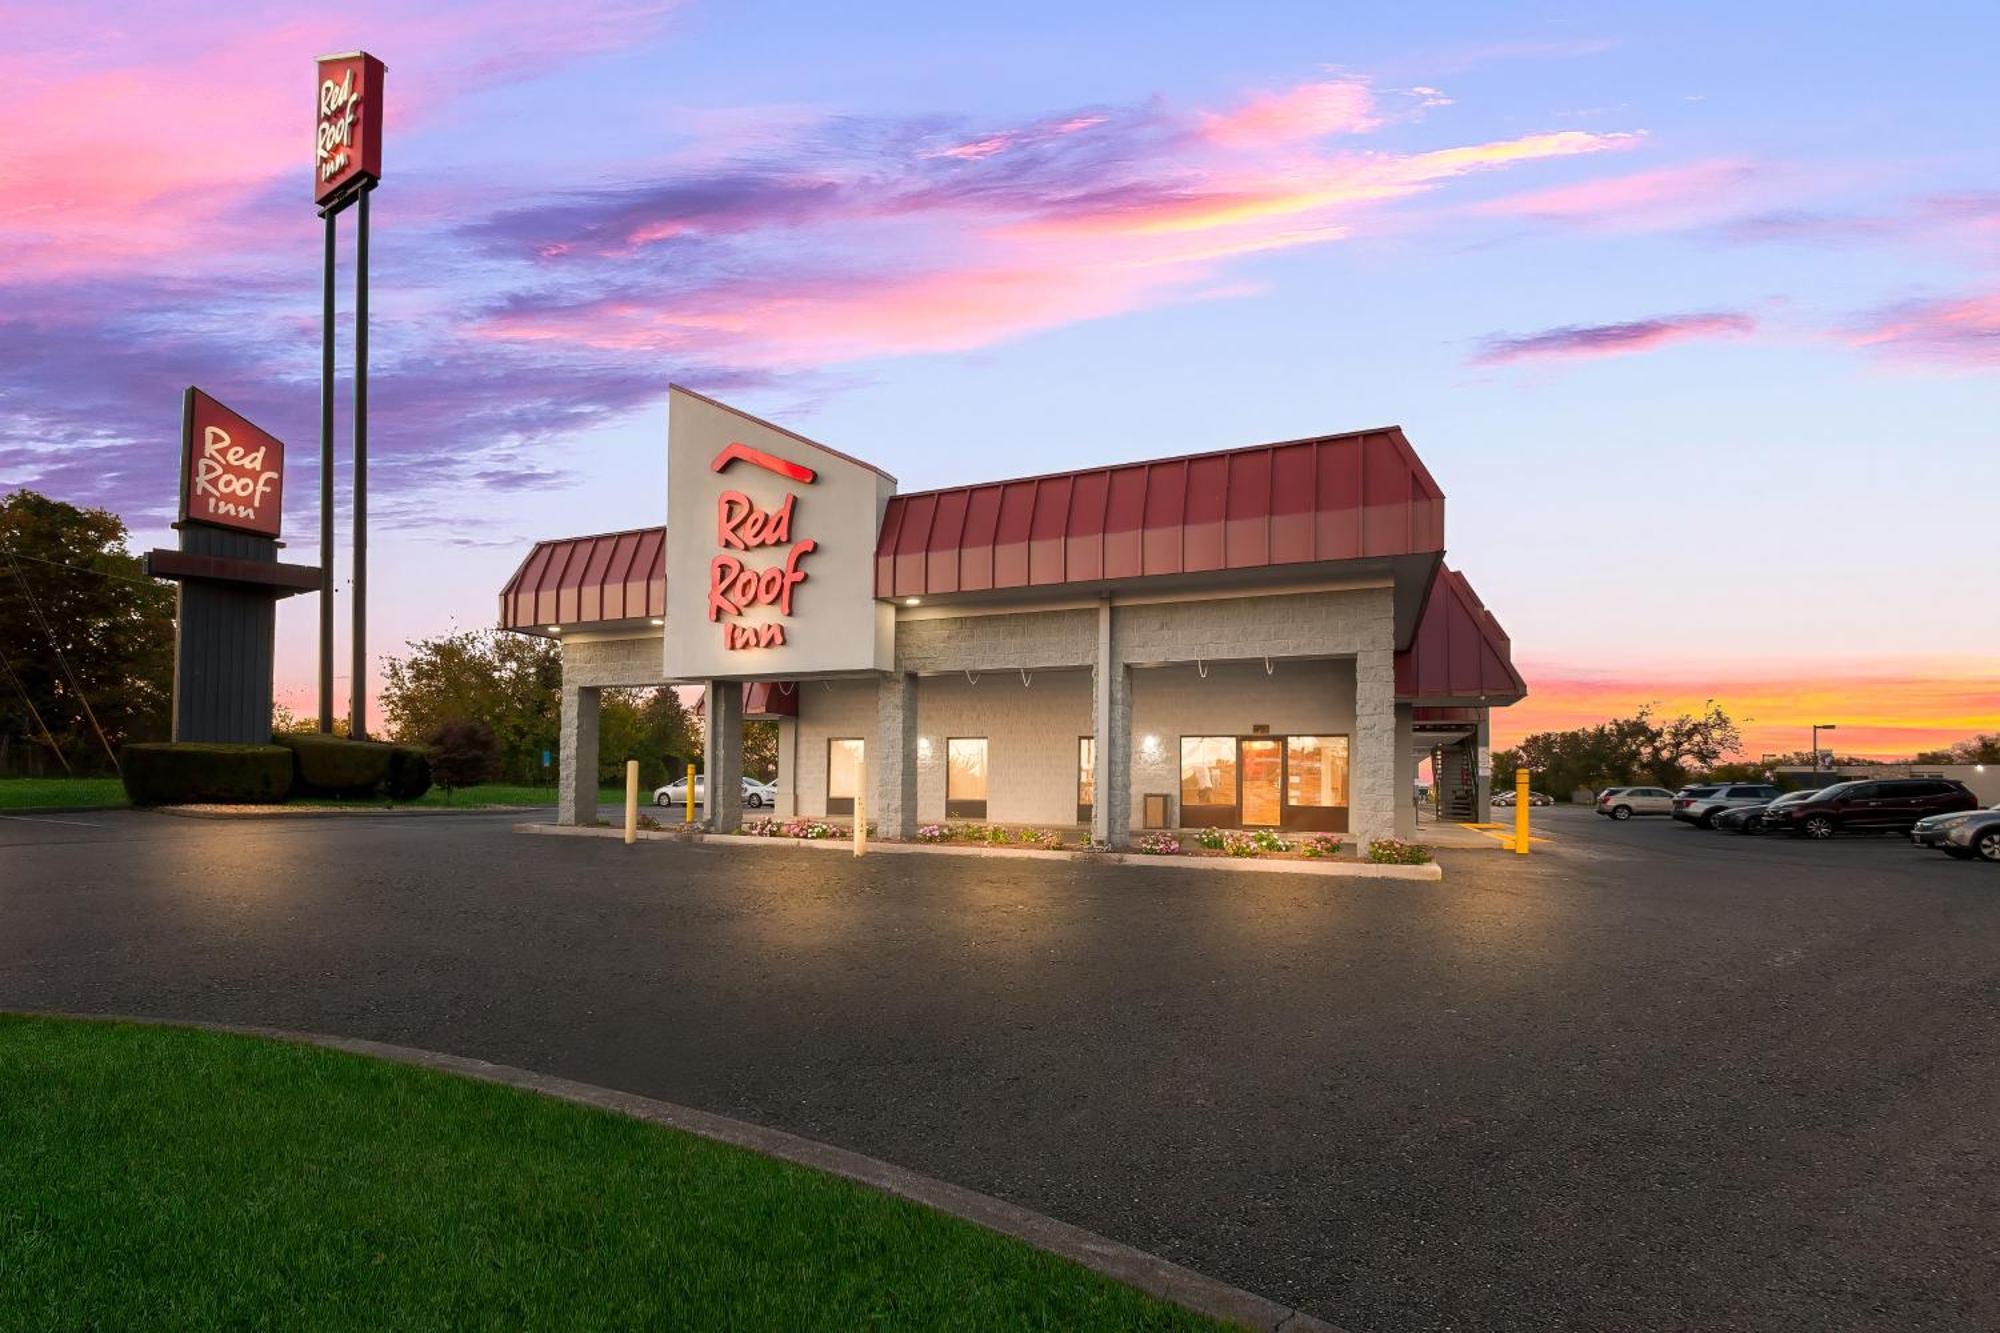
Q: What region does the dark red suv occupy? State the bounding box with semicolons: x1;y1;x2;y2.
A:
1764;778;1978;840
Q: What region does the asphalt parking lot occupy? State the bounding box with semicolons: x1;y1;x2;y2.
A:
3;804;1996;1332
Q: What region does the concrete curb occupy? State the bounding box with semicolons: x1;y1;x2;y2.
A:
514;821;1442;881
13;1012;1342;1333
156;804;549;820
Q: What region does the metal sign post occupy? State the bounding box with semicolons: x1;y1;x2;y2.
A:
313;51;385;738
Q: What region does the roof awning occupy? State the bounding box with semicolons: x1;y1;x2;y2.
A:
1395;566;1527;705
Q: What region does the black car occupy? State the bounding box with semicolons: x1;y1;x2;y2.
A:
1762;778;1979;840
1714;789;1819;834
1912;806;2000;862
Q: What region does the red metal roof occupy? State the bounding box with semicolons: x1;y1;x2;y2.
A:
499;526;664;631
1395;566;1527;704
874;427;1444;600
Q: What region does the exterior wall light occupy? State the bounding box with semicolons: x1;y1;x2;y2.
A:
1140;734;1162;760
917;736;933;759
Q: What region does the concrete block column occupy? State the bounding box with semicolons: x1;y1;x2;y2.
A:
558;683;600;827
1473;713;1492;823
873;672;918;839
704;679;744;832
1091;599;1132;847
1350;646;1397;848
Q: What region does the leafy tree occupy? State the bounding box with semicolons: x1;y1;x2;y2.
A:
429;718;500;799
380;630;561;783
743;720;778;782
1913;733;2000;765
0;490;174;775
1495;703;1748;796
1647;702;1741;782
599;686;699;788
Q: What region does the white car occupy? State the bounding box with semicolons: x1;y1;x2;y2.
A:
1493;790;1553;807
652;776;777;809
1596;786;1676;820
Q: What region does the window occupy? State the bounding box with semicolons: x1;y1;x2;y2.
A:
827;738;863;816
946;738;988;819
1077;736;1095;824
1285;736;1350;808
1180;737;1237;810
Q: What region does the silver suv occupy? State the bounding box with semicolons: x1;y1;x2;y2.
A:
1678;783;1782;829
1596;786;1676;819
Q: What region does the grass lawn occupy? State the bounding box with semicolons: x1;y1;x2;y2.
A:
0;777;128;811
0;1018;1222;1331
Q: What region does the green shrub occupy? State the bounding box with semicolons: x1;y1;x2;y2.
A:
274;733;399;798
384;744;433;801
121;743;293;806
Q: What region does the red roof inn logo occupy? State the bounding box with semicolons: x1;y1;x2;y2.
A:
180;388;285;538
707;443;818;649
314;52;385;205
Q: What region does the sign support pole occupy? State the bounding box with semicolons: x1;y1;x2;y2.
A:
350;183;370;740
318;206;336;733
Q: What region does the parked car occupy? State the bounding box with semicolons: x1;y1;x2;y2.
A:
1596;786;1676;820
1714;789;1818;834
1763;778;1979;839
1493;790;1553;807
652;776;778;809
1678;783;1782;829
1912;805;2000;862
1669;784;1723;821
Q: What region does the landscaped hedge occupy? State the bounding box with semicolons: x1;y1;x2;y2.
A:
274;733;433;800
121;743;293;806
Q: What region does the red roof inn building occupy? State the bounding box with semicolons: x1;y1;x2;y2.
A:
501;387;1526;846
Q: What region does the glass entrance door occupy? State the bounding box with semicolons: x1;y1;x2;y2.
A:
1239;738;1282;827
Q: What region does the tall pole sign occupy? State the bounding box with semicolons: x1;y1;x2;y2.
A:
313;51;384;737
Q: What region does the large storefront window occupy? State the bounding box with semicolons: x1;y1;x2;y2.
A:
946;737;988;818
827;737;863;816
1177;734;1350;831
1180;737;1238;825
1077;736;1095;824
1286;735;1349;809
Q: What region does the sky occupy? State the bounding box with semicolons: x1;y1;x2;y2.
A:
4;0;1996;759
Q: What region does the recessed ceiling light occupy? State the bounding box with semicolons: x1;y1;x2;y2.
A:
904;597;921;606
546;625;562;634
650;617;664;626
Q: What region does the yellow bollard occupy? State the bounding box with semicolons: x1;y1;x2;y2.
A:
1514;767;1531;855
624;759;639;845
684;761;696;825
853;755;868;857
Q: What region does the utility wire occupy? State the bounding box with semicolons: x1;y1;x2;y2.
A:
0;546;167;590
3;546;121;771
0;647;72;774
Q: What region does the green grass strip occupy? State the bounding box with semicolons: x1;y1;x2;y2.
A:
0;1017;1223;1331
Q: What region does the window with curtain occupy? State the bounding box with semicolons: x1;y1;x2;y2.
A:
946;737;988;818
1285;735;1349;808
827;737;863;815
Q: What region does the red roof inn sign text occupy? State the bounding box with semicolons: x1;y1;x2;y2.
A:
315;52;384;205
708;445;818;650
179;388;284;538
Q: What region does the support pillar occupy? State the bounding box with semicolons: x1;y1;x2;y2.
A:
704;679;744;832
1091;598;1131;847
1351;646;1397;848
559;684;600;827
1394;702;1417;839
1473;712;1493;823
872;672;918;839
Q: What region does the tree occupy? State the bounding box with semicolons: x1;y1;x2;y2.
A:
598;686;700;787
380;630;561;784
0;490;174;775
743;720;778;782
1496;703;1748;796
1914;733;2000;765
1646;702;1741;783
429;718;499;799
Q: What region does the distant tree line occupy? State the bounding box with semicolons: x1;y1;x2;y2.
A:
1492;703;1743;797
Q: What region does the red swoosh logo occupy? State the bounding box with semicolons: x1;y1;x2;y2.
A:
710;442;817;484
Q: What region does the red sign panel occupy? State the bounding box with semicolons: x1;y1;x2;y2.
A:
706;444;817;650
180;388;285;538
314;52;385;205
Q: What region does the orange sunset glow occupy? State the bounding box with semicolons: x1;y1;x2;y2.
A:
1498;658;2000;761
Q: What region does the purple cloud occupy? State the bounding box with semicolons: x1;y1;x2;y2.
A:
1471;312;1756;366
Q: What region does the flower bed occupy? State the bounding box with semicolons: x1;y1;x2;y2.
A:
1366;837;1434;865
717;816;1401;865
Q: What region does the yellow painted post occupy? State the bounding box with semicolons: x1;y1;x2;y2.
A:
853;755;868;857
623;759;639;845
1514;766;1531;856
684;761;696;825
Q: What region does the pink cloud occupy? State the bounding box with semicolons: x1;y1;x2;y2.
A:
1472;311;1755;365
1201;80;1380;145
1846;292;2000;367
1472;158;1762;231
